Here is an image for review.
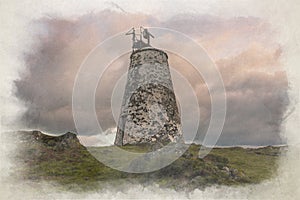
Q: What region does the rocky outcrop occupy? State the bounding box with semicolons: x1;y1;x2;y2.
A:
17;130;82;150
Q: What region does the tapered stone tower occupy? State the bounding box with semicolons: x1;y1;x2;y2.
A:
114;47;183;146
114;27;182;146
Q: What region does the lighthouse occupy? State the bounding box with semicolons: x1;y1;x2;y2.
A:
114;27;183;146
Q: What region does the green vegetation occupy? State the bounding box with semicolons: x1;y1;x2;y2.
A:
14;131;284;191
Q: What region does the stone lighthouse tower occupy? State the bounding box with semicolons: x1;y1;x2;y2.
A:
114;27;182;146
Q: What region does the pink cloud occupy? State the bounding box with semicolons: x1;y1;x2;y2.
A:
14;10;289;145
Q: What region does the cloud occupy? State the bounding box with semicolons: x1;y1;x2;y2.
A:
212;44;289;145
78;127;116;146
13;10;289;145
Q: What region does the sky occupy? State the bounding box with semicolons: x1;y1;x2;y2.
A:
7;9;290;146
0;1;300;199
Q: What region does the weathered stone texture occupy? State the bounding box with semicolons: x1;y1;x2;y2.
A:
114;48;182;146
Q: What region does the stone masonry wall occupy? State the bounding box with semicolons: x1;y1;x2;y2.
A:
114;48;182;146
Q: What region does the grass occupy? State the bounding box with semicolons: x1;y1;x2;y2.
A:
211;147;281;183
14;131;284;191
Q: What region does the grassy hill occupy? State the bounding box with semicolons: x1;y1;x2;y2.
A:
12;131;284;191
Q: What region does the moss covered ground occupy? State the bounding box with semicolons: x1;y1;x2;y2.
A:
13;131;284;191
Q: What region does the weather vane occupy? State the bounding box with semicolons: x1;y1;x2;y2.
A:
126;26;154;51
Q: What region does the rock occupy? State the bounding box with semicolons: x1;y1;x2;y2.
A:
230;168;239;179
19;130;81;150
223;166;230;172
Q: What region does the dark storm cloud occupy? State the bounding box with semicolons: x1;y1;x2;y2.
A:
14;10;289;145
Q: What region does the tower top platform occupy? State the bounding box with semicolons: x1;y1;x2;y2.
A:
130;47;168;59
